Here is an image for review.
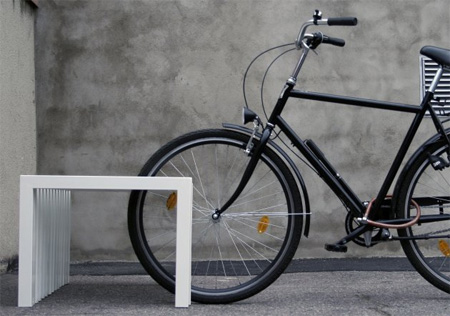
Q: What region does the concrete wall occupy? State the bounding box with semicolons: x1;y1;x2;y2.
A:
34;0;450;261
0;0;37;271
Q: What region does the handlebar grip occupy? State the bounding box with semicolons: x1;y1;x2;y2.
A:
327;17;358;26
322;35;345;47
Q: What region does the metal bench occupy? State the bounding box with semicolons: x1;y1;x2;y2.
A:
18;175;193;308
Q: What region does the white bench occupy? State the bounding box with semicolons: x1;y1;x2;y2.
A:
18;175;193;308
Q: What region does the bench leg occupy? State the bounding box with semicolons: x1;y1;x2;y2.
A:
19;187;71;307
175;183;193;307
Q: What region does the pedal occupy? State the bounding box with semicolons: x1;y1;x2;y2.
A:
325;243;348;253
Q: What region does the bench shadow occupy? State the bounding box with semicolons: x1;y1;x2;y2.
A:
0;274;174;309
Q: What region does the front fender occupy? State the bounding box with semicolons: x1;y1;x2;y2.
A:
222;123;311;238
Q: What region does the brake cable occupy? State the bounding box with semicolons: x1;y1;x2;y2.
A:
243;43;295;109
242;42;319;174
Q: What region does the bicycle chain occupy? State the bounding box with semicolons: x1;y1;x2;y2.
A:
413;227;450;238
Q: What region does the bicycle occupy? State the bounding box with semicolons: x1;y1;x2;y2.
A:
128;10;450;303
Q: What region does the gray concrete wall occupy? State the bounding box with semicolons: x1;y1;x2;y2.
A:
34;0;449;261
0;0;37;271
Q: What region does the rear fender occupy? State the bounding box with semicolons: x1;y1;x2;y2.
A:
393;128;450;211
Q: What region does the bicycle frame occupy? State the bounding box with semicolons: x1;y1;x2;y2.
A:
281;88;433;219
216;47;449;235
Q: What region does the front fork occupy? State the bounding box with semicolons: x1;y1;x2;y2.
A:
212;123;274;219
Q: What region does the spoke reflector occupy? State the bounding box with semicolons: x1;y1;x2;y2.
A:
438;239;450;257
166;192;177;210
257;216;270;234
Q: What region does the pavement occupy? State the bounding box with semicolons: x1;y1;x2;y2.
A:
1;258;449;315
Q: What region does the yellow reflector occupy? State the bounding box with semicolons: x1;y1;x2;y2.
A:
166;192;177;211
257;216;270;234
438;240;450;257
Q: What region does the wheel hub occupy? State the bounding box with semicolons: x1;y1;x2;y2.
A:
211;211;221;221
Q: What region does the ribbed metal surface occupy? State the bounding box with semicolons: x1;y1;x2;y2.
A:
420;57;450;116
34;189;71;304
19;176;192;307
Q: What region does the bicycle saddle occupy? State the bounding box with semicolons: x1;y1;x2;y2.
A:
421;46;450;68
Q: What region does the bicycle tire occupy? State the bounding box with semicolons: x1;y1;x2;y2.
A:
396;140;450;293
128;129;303;303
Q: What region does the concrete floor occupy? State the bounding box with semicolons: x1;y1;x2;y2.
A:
1;259;449;315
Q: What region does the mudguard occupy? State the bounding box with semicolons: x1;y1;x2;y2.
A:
393;128;450;210
222;123;311;237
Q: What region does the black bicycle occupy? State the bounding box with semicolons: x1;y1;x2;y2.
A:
128;10;450;303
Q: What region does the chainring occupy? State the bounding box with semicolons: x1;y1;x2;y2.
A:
345;212;382;247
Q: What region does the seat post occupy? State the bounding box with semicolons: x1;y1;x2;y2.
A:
428;66;444;94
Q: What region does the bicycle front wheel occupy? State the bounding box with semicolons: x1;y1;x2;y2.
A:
396;141;450;293
128;129;303;303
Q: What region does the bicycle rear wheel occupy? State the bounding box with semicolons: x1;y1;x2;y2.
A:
396;141;450;293
128;129;303;303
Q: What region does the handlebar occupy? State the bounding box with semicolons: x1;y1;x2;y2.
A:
289;10;357;83
304;32;346;48
295;10;357;49
322;34;346;47
327;17;358;26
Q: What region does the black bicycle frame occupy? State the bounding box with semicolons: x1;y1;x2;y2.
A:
280;88;434;219
216;83;446;223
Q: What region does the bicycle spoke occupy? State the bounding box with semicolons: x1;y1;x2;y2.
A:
234;169;274;203
227;191;284;209
224;221;257;276
159;167;215;211
213;224;227;284
192;222;215;277
222;146;241;192
228;227;280;254
224;221;266;275
222;221;251;281
228;229;273;262
437;169;450;190
150;234;177;257
215;144;222;209
191;150;213;211
145;228;175;243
